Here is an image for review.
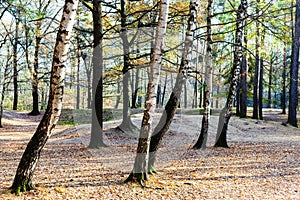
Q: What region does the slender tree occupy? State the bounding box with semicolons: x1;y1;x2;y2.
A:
281;41;287;114
288;0;300;127
258;57;264;119
125;0;169;184
11;0;79;194
0;47;11;128
215;0;247;148
117;0;139;133
12;7;19;110
252;0;260;119
193;0;213;149
239;23;248;118
147;0;198;173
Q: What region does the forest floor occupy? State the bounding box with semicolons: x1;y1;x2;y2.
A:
0;109;299;199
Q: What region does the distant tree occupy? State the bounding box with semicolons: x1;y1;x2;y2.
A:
281;41;287;114
215;0;247;148
239;22;248;118
11;0;79;194
12;6;20;110
252;0;260;120
117;0;139;133
288;0;299;127
0;47;11;128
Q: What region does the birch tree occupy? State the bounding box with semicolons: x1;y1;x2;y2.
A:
215;0;247;148
193;0;213;149
125;0;169;185
147;0;198;173
11;0;79;194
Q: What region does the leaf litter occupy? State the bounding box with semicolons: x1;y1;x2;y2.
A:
0;110;299;199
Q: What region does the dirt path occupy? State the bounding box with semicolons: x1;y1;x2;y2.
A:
0;110;299;199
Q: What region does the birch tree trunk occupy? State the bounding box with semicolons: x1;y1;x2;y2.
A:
125;0;169;185
11;0;79;194
147;0;198;173
215;0;247;148
193;0;213;149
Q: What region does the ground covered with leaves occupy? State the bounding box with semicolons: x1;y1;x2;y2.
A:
0;110;299;199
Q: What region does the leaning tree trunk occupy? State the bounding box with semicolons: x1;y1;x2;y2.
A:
215;0;247;148
88;0;107;148
125;0;169;185
11;0;78;194
193;0;212;149
288;0;300;127
147;0;198;172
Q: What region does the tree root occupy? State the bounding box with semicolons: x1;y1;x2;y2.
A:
11;182;35;195
124;172;147;187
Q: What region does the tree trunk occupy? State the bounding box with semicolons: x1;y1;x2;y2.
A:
132;67;140;108
236;80;241;116
215;0;247;148
11;0;78;194
193;40;199;109
239;23;248;118
118;0;139;134
147;0;198;172
13;8;20;110
258;58;264;120
281;42;287;114
252;0;260;119
161;73;167;107
288;0;300;127
76;18;81;110
258;24;265;119
125;0;169;184
29;22;42;116
0;48;10;128
115;81;121;109
193;0;212;149
267;58;273;108
88;0;106;148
